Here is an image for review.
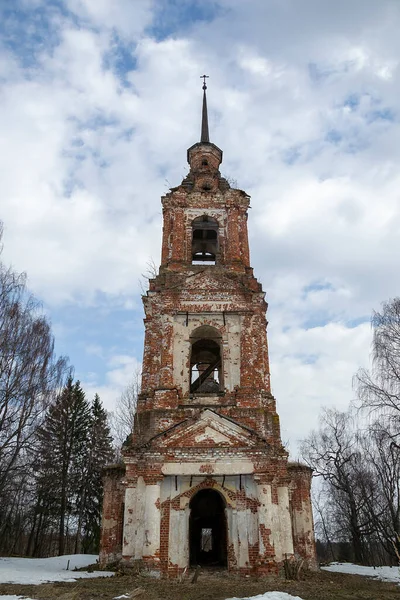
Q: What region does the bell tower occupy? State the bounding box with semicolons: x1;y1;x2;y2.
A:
138;79;274;434
100;81;316;577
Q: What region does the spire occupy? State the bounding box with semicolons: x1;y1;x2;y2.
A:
187;75;222;166
200;74;210;143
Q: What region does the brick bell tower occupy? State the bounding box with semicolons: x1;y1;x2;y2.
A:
100;80;316;576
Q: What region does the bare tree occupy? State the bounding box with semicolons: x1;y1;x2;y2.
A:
0;222;70;553
356;422;400;562
301;408;374;564
355;298;400;423
353;298;400;562
139;258;158;294
303;299;400;566
110;368;141;449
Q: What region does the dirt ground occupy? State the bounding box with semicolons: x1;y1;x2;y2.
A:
0;567;398;600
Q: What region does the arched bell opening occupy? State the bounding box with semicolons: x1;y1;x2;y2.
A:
189;326;223;394
192;215;218;265
189;489;227;567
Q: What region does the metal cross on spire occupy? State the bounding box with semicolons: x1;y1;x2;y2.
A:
200;74;209;90
200;75;210;143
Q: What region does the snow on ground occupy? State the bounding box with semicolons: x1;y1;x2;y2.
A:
0;596;36;600
0;554;113;585
225;593;304;600
0;597;36;600
322;562;400;584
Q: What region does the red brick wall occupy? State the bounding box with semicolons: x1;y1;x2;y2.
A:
288;463;318;569
99;465;125;567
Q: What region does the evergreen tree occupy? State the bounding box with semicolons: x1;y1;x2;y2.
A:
35;378;90;555
78;394;114;553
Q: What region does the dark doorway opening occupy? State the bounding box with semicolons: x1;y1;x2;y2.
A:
189;489;227;567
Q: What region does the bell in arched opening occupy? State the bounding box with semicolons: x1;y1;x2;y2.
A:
190;326;222;394
191;215;219;264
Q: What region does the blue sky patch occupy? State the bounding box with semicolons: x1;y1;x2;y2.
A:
325;129;342;144
302;281;335;296
282;145;302;165
344;93;360;110
302;315;333;330
367;107;395;124
346;316;369;328
0;3;63;68
103;36;138;87
307;62;336;84
148;0;225;41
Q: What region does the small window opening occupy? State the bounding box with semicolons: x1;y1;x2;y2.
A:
201;528;212;552
202;183;212;191
192;216;218;265
202;159;208;166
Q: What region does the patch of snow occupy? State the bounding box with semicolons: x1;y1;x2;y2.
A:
0;597;38;600
322;562;400;584
0;554;113;585
113;596;131;599
225;593;304;600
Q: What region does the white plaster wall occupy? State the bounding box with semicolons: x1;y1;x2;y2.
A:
291;496;315;552
225;314;241;390
256;483;294;561
133;477;146;560
162;460;254;476
122;477;146;560
163;476;191;568
277;486;295;558
168;503;189;568
122;485;137;558
236;508;250;567
244;476;259;549
143;483;161;558
229;507;240;567
173;314;189;392
269;499;284;559
257;483;273;556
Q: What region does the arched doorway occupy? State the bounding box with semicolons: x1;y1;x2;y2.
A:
189;489;227;567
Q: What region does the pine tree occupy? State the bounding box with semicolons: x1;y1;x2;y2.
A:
35;378;90;555
78;394;114;553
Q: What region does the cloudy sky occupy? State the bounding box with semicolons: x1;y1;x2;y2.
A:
1;0;400;456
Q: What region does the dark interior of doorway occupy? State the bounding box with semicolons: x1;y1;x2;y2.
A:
189;489;227;567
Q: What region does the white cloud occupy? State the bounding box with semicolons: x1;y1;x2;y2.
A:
270;321;372;456
66;0;153;37
1;0;400;453
83;353;141;413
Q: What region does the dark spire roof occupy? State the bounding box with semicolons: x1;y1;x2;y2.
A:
200;75;210;143
187;76;223;165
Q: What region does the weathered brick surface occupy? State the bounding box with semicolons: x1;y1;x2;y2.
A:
99;465;125;567
288;463;318;569
100;136;315;577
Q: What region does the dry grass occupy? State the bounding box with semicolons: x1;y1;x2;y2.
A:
0;568;398;600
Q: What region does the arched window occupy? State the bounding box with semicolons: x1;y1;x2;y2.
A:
190;326;222;394
192;215;218;265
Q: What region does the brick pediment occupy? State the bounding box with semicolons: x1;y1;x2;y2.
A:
147;409;266;449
